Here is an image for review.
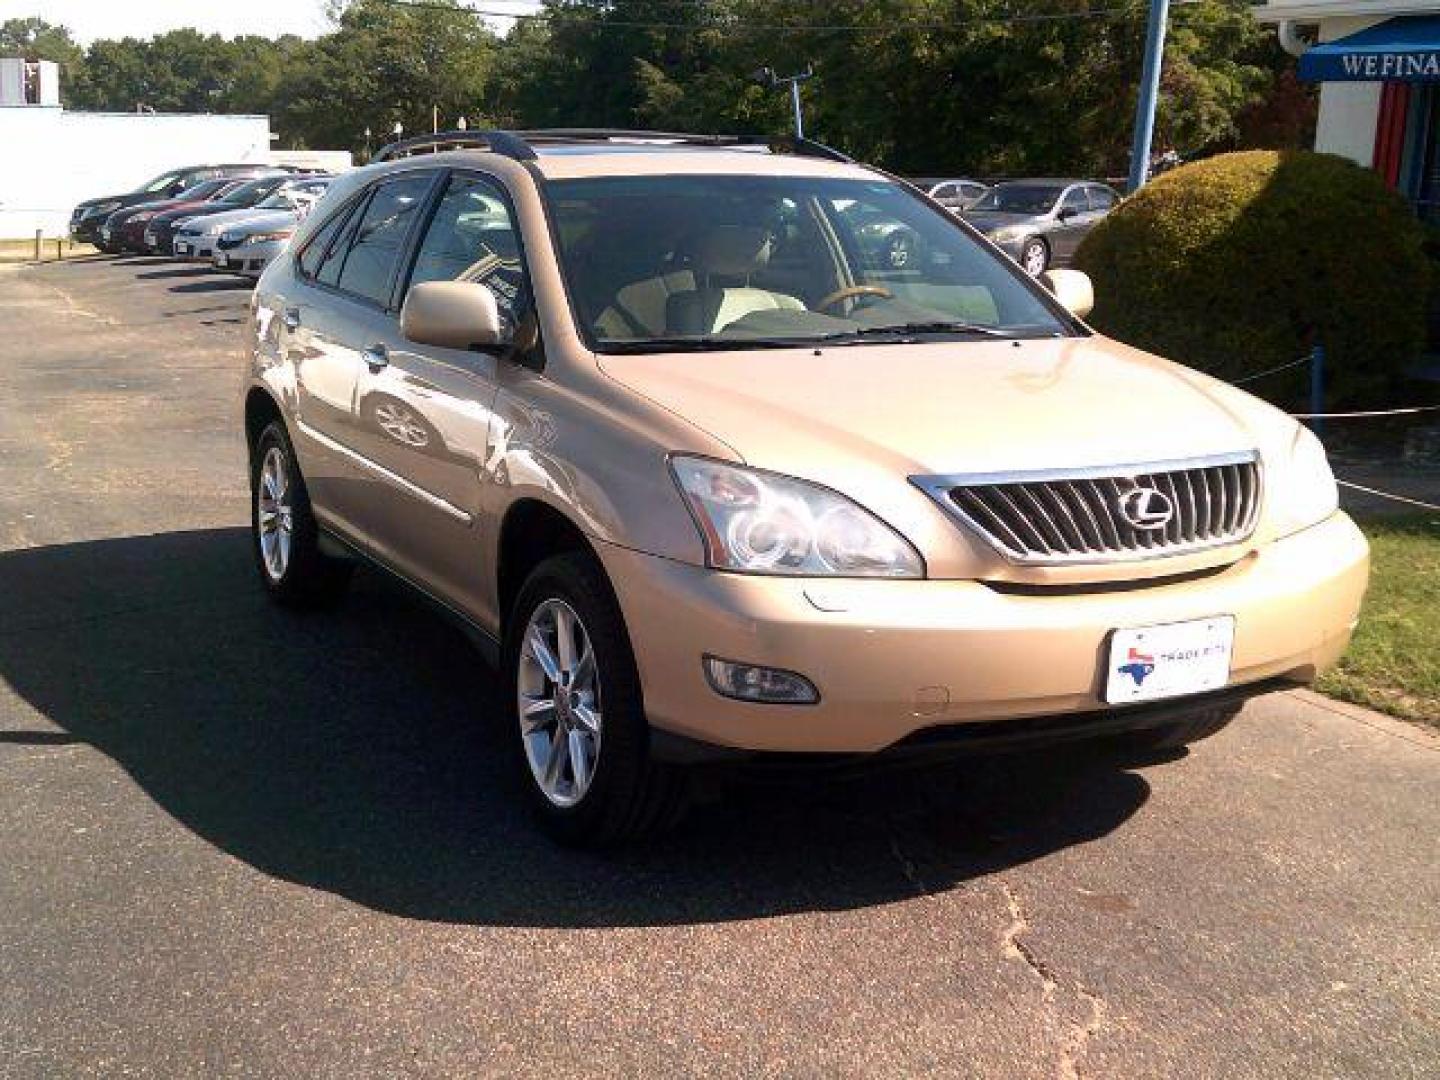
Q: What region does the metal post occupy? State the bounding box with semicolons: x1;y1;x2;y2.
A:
790;79;804;140
1309;343;1326;438
55;238;62;260
1127;0;1171;194
33;229;41;261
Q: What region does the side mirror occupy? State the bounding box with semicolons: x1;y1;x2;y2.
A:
401;280;508;351
1057;206;1076;221
1040;268;1094;320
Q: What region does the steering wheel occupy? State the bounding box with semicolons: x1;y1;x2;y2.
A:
816;284;893;313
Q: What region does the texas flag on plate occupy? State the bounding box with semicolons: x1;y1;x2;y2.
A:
1105;617;1235;704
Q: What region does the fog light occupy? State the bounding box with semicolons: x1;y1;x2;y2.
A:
702;655;819;704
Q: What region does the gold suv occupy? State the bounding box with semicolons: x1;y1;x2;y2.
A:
242;130;1369;844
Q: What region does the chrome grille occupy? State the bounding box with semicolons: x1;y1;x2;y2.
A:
913;452;1261;564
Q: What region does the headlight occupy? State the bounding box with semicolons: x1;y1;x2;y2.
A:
670;456;924;578
242;230;293;245
1270;425;1338;538
988;225;1026;244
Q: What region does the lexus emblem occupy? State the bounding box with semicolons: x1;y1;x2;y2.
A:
1118;486;1174;530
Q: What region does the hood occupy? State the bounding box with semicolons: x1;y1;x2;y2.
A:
598;335;1287;483
76;191;152;213
961;210;1045;233
222;210;298;237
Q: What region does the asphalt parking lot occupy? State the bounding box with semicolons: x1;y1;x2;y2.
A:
1;255;1438;1078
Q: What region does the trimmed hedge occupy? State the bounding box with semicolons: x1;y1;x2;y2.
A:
1074;150;1429;407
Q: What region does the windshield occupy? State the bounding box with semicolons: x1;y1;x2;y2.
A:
257;179;330;209
548;174;1069;352
140;171;186;193
970;185;1065;215
173;178;230;201
213;177;283;207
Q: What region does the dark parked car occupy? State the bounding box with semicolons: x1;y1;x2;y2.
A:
961;180;1119;276
101;179;245;254
142;173;289;254
70;163;285;247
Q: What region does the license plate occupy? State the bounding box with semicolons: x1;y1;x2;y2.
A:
1105;616;1234;704
215;252;228;266
175;241;190;255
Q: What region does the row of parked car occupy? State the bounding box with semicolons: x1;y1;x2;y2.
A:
69;164;335;278
918;176;1121;277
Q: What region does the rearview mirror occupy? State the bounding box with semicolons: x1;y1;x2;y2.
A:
401;281;508;351
1040;268;1094;320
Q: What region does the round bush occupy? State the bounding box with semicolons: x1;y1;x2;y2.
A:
1074;150;1429;407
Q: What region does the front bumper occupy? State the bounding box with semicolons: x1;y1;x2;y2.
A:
173;235;217;260
600;512;1369;754
213;240;281;277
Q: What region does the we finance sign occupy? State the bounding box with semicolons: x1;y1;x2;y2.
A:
1341;51;1440;79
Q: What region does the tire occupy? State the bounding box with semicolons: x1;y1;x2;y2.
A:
249;420;352;608
504;551;686;846
1020;238;1049;277
1109;703;1242;754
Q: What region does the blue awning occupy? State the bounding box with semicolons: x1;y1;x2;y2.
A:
1299;16;1440;82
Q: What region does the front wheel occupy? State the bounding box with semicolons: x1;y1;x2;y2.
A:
1020;238;1049;277
504;552;685;846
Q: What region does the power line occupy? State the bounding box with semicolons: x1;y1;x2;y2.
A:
370;0;1202;33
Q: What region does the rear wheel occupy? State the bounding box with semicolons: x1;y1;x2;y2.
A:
1109;703;1242;754
504;551;686;846
249;420;352;607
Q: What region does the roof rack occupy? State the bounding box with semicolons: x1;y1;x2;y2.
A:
372;130;537;162
372;127;854;166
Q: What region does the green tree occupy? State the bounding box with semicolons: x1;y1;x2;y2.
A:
0;17;85;102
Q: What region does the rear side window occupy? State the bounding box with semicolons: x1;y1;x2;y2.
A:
296;202;355;281
1087;186;1116;210
332;174;435;306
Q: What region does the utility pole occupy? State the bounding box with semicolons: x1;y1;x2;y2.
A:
754;64;815;140
1127;0;1171;194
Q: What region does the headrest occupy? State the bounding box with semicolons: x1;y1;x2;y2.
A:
692;225;771;277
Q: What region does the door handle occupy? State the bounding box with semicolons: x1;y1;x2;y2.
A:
282;307;301;331
362;343;389;370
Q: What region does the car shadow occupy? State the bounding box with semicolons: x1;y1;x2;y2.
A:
168;279;253;293
0;529;1151;928
136;266;213;280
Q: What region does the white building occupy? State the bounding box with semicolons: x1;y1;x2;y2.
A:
1254;2;1440;216
0;58;315;239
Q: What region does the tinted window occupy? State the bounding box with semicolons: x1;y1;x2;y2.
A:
971;184;1065;214
930;183;956;199
1060;188;1088;213
297;202;356;281
1087;186;1116;210
332;174;433;306
405;174;528;332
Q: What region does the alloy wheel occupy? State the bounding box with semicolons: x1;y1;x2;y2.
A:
256;445;294;582
1022;241;1048;276
518;599;603;808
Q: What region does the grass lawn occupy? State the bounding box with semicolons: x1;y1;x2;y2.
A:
1317;514;1440;727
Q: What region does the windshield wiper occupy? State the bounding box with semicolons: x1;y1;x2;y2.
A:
599;336;818;354
825;320;1015;341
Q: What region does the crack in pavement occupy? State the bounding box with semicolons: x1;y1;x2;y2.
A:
1000;881;1107;1080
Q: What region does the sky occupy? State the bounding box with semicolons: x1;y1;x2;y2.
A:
0;0;543;44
